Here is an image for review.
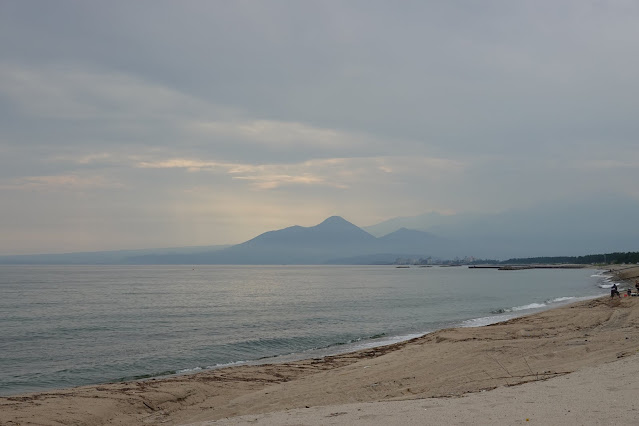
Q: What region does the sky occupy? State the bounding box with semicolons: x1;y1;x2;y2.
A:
1;1;639;255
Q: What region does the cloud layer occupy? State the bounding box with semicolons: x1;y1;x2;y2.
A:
1;1;639;254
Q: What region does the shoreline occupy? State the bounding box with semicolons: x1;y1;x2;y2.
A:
148;264;636;381
2;266;609;398
4;266;609;397
2;266;638;425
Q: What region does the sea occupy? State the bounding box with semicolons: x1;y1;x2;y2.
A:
0;265;619;396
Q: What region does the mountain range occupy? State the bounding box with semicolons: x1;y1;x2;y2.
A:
124;216;446;264
0;217;447;265
364;194;639;258
2;194;638;264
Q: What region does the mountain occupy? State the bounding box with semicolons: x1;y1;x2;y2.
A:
363;194;639;258
1;216;446;265
238;216;378;248
121;216;385;265
377;228;452;255
4;195;639;264
364;212;459;237
207;216;382;264
129;219;453;264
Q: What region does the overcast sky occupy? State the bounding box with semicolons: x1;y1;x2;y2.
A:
1;1;638;254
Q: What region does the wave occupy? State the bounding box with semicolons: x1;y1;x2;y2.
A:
512;302;547;311
292;332;422;355
176;366;202;374
484;293;603;325
177;360;251;375
344;332;425;351
596;276;625;289
491;302;547;314
461;314;514;328
173;332;418;379
548;296;575;303
593;270;624;289
338;333;387;346
114;370;177;382
597;276;621;289
492;293;601;315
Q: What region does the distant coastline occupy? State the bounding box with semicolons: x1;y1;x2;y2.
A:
3;212;639;265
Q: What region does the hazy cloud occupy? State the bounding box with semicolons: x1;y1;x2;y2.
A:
135;155;463;190
1;1;639;253
0;174;123;192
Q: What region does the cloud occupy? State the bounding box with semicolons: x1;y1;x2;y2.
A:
135;155;464;190
136;157;345;189
576;159;639;171
2;2;639;254
0;64;403;162
186;119;368;149
137;158;230;172
49;152;115;165
0;64;234;121
0;174;122;191
232;174;328;190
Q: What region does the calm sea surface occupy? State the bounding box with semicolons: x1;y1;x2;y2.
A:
0;265;612;396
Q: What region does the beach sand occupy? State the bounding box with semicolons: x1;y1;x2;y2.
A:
2;266;639;425
198;353;639;425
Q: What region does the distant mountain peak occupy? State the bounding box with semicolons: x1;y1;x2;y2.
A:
237;215;376;252
379;227;439;241
318;216;352;226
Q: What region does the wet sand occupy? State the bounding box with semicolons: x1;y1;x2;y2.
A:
2;266;638;425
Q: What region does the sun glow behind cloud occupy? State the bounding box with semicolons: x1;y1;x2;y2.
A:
135;155;464;190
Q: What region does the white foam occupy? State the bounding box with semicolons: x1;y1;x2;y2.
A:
598;282;619;289
205;360;246;369
548;296;575;303
343;332;426;352
461;314;514;328
177;366;202;374
320;331;430;355
511;302;547;311
463;294;604;330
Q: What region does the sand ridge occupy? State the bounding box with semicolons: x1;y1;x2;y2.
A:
200;352;639;425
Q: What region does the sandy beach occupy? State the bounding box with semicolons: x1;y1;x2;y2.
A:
2;266;638;425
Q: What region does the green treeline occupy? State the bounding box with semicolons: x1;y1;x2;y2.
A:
501;252;639;265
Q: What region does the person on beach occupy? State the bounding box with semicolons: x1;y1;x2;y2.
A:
610;283;621;298
635;280;639;293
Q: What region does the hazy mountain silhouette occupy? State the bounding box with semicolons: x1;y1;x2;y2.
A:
95;217;449;264
364;212;462;237
237;216;378;248
118;216;386;264
377;228;452;255
207;216;383;264
364;194;639;258
3;194;639;264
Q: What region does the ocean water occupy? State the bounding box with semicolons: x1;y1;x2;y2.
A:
0;265;615;396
